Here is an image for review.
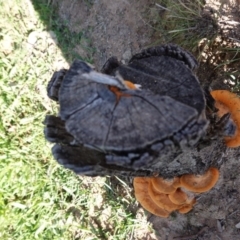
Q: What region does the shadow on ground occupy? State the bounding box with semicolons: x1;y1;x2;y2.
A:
30;0;94;63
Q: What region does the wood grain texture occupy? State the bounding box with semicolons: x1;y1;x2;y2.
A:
44;44;228;177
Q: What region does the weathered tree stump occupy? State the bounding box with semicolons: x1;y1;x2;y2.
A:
44;44;233;178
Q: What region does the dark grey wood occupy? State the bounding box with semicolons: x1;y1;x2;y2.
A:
44;44;234;177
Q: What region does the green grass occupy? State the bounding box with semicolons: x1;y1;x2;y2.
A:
154;0;218;53
0;1;148;239
216;46;240;92
152;0;240;87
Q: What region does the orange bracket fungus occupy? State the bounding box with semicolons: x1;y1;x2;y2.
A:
133;168;219;217
151;177;180;194
168;188;189;205
178;200;196;214
148;181;180;212
180;167;219;193
133;177;170;218
211;90;240;147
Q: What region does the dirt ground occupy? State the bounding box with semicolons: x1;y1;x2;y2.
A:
53;0;240;239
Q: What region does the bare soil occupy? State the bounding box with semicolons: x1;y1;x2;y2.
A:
55;0;156;68
52;0;240;239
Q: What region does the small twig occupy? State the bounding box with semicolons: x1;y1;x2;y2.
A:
227;209;239;218
173;226;209;240
168;26;197;33
229;37;240;43
219;20;240;26
155;3;170;11
216;235;222;240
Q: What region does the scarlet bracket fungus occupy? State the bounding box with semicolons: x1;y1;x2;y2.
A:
150;177;180;194
148;181;180;212
133;168;219;217
133;177;170;218
134;176;195;216
211;90;240;147
168;188;189;205
178;199;196;214
168;189;196;213
180;167;219;193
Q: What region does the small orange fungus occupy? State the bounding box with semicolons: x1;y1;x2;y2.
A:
124;80;137;89
211;90;240;147
109;80;137;102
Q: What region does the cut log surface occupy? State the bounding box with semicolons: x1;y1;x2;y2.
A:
44;44;228;178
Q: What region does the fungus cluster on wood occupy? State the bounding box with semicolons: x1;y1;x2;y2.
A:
211;90;240;148
133;89;240;218
133;167;219;217
44;45;240;219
